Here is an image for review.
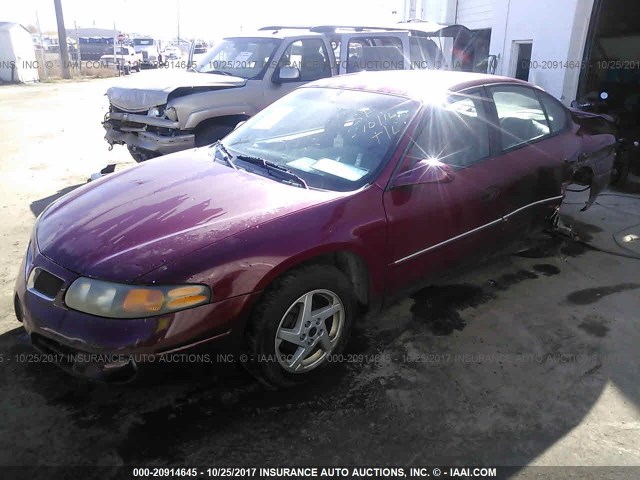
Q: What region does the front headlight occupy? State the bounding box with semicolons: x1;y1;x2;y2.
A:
165;106;178;121
65;277;211;319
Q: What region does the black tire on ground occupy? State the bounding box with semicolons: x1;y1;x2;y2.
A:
242;264;356;389
127;146;160;163
194;123;235;147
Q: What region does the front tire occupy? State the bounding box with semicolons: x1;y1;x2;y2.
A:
243;265;356;389
127;146;159;163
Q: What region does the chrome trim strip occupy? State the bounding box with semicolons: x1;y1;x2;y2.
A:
392;195;564;265
503;195;564;220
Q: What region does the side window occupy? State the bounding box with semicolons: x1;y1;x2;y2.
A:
404;92;491;169
538;92;570;133
280;39;331;82
489;86;551;150
347;36;404;73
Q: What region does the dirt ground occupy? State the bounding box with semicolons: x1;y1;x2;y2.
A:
0;72;639;477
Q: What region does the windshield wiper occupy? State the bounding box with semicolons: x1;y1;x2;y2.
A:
236;154;308;189
210;141;237;169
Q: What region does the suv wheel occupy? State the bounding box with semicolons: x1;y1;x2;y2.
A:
127;146;159;163
243;265;356;389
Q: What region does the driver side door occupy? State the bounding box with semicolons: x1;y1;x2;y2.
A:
262;38;333;109
383;89;506;294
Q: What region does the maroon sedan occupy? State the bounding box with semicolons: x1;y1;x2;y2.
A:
14;71;613;387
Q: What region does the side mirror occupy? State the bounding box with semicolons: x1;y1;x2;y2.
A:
273;66;300;84
391;159;455;188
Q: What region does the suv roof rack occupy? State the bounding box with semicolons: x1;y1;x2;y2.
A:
258;26;314;31
258;24;408;34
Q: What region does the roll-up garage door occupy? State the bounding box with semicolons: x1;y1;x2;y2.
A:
455;0;493;30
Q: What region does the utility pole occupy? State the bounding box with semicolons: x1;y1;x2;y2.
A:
53;0;72;78
35;10;48;80
177;0;181;46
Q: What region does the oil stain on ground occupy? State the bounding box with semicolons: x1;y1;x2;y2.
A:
578;316;610;338
567;283;639;305
410;285;493;335
533;264;561;276
515;235;589;259
489;269;538;290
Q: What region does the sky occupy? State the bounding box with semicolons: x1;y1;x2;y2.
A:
6;0;406;41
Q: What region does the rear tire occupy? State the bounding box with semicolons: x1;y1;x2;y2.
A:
195;122;235;147
243;265;356;389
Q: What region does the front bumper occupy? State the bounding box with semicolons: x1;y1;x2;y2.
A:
14;243;259;382
103;112;195;155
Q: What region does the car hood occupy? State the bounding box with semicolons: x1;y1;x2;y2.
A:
106;71;246;111
37;148;342;282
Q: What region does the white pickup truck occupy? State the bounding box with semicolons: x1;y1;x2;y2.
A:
100;45;142;75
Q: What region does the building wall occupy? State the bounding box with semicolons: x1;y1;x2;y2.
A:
455;0;494;30
0;24;39;83
489;0;594;104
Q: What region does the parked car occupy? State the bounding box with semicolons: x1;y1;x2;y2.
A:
163;46;181;61
15;71;614;387
189;41;211;68
100;45;142;74
103;23;471;162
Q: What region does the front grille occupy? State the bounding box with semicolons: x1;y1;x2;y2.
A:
28;268;64;299
110;105;147;116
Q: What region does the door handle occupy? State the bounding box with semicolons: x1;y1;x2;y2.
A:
481;186;500;202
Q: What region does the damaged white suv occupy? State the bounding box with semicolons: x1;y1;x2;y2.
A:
104;23;473;162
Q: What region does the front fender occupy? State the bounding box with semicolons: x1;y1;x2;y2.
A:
170;87;259;130
136;187;388;306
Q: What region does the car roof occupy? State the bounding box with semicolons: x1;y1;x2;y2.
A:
305;70;535;102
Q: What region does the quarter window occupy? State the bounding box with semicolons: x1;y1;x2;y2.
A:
489;86;551;150
539;92;569;133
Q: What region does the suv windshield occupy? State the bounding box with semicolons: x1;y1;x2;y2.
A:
195;37;281;79
223;87;419;192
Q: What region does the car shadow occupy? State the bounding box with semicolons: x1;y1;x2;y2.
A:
29;184;84;217
1;235;638;469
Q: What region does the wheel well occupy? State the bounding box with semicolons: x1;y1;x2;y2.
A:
195;115;250;134
268;251;371;310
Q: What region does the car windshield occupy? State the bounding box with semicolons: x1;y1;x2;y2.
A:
194;37;281;79
133;39;154;45
223;87;419;192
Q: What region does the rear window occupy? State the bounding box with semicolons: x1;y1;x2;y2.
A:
489;85;551;150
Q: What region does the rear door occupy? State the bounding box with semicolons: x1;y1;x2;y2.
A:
484;84;580;233
263;37;333;108
339;32;410;74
